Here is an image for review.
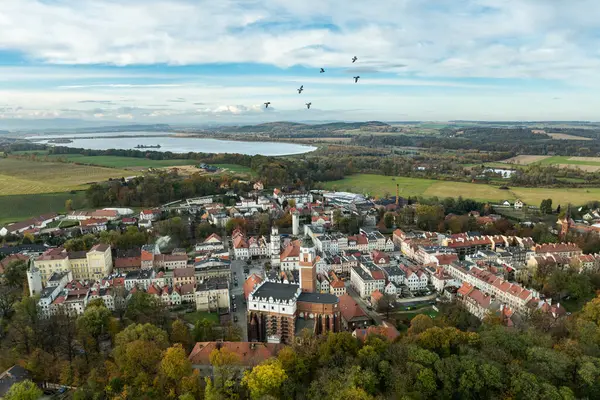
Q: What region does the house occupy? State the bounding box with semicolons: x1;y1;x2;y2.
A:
79;218;108;234
90;209;119;220
399;265;428;291
173;267;196;286
338;294;373;330
114;249;142;273
514;199;524;210
195;233;225;253
371;250;390;267
253;181;264;191
244;274;264;299
140;209;161;222
0;213;60;236
370;289;384;306
189;341;283;376
384;281;398;296
195;278;230;312
124;269;155;290
350;261;386;298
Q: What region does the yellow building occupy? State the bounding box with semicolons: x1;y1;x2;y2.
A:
87;244;113;280
68;251;90;281
34;248;71;282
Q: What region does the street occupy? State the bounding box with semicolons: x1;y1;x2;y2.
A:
230;259;247;341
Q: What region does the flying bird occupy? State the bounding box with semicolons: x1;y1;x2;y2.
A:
352;56;358;63
264;102;271;108
353;76;360;83
306;102;312;109
320;68;325;73
298;85;304;94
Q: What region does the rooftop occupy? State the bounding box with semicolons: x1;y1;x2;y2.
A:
298;292;339;304
250;281;300;302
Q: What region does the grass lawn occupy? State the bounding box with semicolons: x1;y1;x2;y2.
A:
46;219;80;228
0;157;130;195
322;173;600;205
181;310;220;325
0;191;88;226
45;154;199;169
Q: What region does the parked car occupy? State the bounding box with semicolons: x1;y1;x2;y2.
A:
233;315;238;322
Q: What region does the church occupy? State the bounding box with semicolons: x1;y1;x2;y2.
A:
247;236;341;344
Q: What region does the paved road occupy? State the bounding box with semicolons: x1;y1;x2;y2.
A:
230;260;247;341
345;284;384;325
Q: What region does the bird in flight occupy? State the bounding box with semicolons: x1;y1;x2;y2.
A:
353;76;360;83
264;102;271;108
352;56;358;63
320;68;325;73
306;102;312;109
298;85;304;94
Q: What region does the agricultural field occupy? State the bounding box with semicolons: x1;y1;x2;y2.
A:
533;156;600;167
0;158;130;195
500;155;550;165
547;133;592;141
0;191;87;226
44;154;198;169
322;173;600;205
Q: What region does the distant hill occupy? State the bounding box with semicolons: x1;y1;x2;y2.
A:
221;120;390;133
0;118;172;133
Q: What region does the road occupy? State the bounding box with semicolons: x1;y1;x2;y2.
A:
345;284;384;325
230;260;247;341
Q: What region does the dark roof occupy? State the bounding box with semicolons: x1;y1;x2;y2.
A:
251;281;299;301
0;365;30;396
0;244;47;255
68;251;87;260
298;292;339;304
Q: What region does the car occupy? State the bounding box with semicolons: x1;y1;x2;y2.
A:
232;294;236;300
234;282;238;287
233;315;238;322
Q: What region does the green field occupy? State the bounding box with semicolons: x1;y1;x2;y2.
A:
322;174;600;205
214;164;253;174
0;191;88;226
0;158;130;195
45;154;199;169
533;156;600;167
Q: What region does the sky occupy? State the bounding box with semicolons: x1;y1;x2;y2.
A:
1;0;600;125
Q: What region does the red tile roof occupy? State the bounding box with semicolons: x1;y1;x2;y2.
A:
280;242;300;261
371;290;383;302
339;294;368;322
244;274;263;299
354;323;400;342
188;341;282;367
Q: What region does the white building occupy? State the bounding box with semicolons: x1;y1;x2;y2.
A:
350;261;386;298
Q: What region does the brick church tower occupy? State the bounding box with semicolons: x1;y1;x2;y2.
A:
299;237;316;293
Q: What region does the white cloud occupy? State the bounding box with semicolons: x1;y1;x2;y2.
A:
0;0;599;82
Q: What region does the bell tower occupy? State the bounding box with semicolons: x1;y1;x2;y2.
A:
299;237;316;292
270;226;281;267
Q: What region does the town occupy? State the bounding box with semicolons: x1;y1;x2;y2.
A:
1;179;599;396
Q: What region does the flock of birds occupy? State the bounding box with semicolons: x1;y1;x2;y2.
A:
264;56;360;110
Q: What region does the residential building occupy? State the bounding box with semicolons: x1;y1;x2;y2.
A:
140;209;161;222
195;278;230;312
350;261;386;298
87;244;113;280
195;233;225;253
399;265;428;291
125;269;155;290
34;247;70;282
338;294;372;330
173;267;196;286
189;341;283;376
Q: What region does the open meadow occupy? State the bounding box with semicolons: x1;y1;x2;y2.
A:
500;155;550;165
322;174;600;205
0;191;88;225
44;154;199;169
0;157;130;195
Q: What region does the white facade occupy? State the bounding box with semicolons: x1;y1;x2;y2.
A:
27;267;43;297
270;227;281;267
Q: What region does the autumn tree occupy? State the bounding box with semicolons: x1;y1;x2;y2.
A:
242;359;287;400
4;379;42;400
170;319;193;351
156;344;200;399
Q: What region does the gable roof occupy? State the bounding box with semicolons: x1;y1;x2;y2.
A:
188;341;282;367
338;294;368;322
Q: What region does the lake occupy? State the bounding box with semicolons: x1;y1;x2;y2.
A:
27;132;316;156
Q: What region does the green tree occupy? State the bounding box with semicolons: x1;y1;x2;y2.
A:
242;359;287;400
4;379;42;400
77;302;112;344
4;260;28;288
125;291;168;327
170;319;193;351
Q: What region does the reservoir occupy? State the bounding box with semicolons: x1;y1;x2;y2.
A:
27;132;316;156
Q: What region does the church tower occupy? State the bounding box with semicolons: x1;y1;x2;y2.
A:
559;204;572;241
299;237;316;292
270;226;281;267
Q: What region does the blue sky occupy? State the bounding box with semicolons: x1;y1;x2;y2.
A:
1;0;600;124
